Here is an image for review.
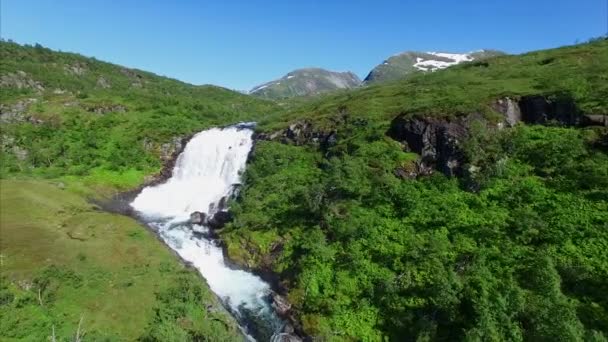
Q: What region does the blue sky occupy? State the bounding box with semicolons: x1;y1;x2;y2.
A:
2;0;606;90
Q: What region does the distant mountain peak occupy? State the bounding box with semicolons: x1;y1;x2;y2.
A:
364;49;506;84
250;68;361;99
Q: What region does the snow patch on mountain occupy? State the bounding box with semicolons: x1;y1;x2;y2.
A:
413;52;474;72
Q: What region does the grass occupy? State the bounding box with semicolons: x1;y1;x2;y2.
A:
0;179;242;340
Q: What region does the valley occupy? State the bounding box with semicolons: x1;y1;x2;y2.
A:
1;37;607;341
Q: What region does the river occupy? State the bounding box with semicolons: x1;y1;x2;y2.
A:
130;123;287;341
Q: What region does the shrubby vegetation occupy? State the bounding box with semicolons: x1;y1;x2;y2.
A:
0;40;279;184
224;39;608;340
226;123;608;341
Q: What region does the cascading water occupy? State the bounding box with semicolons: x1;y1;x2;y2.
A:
130;123;285;341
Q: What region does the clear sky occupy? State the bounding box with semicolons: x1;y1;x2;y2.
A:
1;0;606;90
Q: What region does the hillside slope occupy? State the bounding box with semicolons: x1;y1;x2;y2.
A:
249;68;361;99
224;39;608;341
0;40;279;182
0;179;242;340
364;49;506;84
0;41;280;340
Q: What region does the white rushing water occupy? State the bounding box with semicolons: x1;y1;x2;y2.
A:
131;123;282;340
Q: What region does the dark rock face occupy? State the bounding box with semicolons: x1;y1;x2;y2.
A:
389;116;472;177
518;95;580;125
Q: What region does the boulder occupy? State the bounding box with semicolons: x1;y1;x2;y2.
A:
207;211;233;229
217;196;228;211
271;333;302;342
271;292;292;316
190;211;207;225
581;114;608;127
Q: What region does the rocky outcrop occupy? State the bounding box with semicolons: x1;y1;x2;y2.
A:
0;71;44;92
492;97;521;127
258;121;323;145
159;136;185;163
390;94;607;179
120;68;146;88
0;98;38;124
494;95;606;127
388;115;475;177
518;95;580;125
256;120;340;152
139;135;190;185
64;62;87;76
86;104;127;115
96;76;111;89
582;114;608;126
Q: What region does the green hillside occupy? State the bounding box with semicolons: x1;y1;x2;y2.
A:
0;41;279;341
0;180;242;341
0;40;279;184
223;39;608;340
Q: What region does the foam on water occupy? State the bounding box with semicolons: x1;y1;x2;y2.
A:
131;124;282;339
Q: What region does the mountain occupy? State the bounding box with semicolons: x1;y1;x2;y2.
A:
364;49;506;84
249;68;361;99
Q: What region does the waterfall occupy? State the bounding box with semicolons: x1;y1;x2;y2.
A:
130;123;284;341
